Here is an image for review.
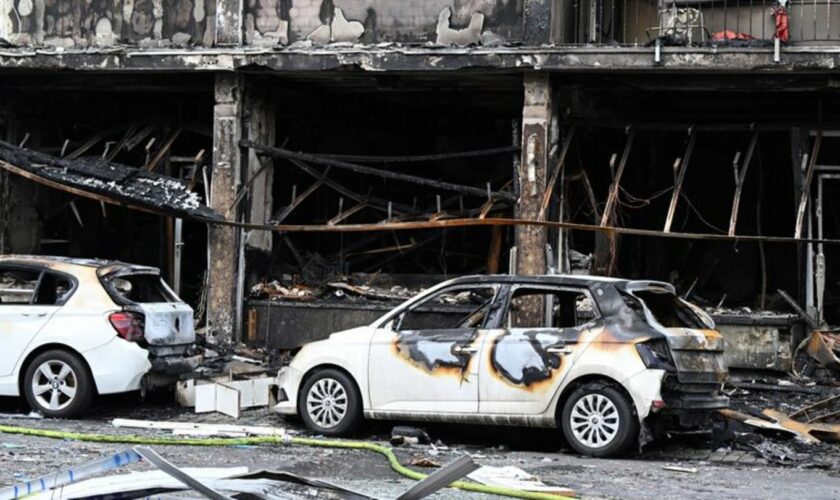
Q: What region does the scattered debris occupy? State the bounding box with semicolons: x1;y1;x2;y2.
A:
111;419;288;438
467;466;576;497
662;465;698;474
391;426;432;446
410;457;442;468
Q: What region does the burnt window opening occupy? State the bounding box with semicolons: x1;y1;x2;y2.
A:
0;268;72;306
396;286;498;331
0;268;40;304
505;287;597;329
107;274;177;305
625;290;704;329
32;273;73;305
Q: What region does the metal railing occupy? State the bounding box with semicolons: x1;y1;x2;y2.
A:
561;0;837;45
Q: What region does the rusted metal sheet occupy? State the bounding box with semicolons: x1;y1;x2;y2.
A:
805;331;840;370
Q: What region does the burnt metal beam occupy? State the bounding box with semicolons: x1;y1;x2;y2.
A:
537;126;575;221
663;128;697;233
795;130;823;239
600;127;636;227
728;129;759;236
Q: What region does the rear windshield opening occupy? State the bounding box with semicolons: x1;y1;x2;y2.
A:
623;290;704;329
108;274;176;304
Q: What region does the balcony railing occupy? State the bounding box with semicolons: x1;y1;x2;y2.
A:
560;0;837;46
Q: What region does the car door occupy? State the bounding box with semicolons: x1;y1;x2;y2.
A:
478;284;602;415
0;266;65;376
368;284;502;414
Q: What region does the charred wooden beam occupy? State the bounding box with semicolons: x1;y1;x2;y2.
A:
286;157;412;215
321;145;519;163
241;140;515;202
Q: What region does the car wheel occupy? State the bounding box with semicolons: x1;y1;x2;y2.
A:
23;350;94;418
298;368;362;436
561;381;638;457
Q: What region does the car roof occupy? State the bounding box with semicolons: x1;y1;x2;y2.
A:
0;255;159;274
444;274;670;290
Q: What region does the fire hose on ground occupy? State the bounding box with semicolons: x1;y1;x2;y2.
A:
0;423;572;500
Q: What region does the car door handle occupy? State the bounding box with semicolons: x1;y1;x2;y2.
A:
453;345;478;354
22;312;47;318
546;346;573;355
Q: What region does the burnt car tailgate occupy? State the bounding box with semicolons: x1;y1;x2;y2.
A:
138;302;196;346
666;330;728;385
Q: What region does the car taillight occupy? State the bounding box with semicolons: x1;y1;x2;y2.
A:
109;311;144;342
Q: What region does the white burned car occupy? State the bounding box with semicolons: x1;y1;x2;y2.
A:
0;256;198;417
275;275;728;457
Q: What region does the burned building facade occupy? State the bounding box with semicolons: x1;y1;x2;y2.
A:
0;0;838;371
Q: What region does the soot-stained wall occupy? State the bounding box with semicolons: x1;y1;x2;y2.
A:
3;0;523;47
3;0;215;46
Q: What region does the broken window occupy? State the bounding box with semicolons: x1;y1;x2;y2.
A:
0;268;40;305
107;274;177;305
32;273;73;305
624;290;705;329
396;286;498;331
506;287;597;329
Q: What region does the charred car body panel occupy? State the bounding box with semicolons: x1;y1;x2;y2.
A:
274;274;728;448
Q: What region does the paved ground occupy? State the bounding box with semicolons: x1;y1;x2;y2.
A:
0;392;837;499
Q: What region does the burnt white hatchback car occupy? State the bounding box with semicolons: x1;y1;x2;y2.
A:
274;275;728;457
0;256;198;417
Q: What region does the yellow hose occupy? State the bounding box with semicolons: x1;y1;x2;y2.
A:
0;424;573;500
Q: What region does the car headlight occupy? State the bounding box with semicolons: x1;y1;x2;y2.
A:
636;339;676;371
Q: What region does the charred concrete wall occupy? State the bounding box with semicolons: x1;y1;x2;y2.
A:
2;0;216;47
2;0;525;47
245;0;523;46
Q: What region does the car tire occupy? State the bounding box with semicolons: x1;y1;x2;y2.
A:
298;368;362;436
560;381;638;457
23;350;94;418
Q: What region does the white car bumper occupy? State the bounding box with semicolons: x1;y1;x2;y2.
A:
622;368;666;420
83;337;152;394
272;366;303;415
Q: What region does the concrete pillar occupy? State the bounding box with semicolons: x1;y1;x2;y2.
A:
207;73;243;344
215;0;244;46
242;78;275;289
516;72;552;276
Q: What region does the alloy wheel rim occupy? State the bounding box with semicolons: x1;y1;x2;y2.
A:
570;393;620;448
306;378;348;428
32;360;77;411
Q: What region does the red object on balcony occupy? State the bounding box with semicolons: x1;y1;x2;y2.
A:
772;7;790;43
712;30;755;41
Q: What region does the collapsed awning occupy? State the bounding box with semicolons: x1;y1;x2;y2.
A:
0;140;220;221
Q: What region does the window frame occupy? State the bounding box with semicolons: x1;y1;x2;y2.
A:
382;283;503;332
501;284;602;329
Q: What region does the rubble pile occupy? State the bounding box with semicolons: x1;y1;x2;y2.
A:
250;275;420;303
